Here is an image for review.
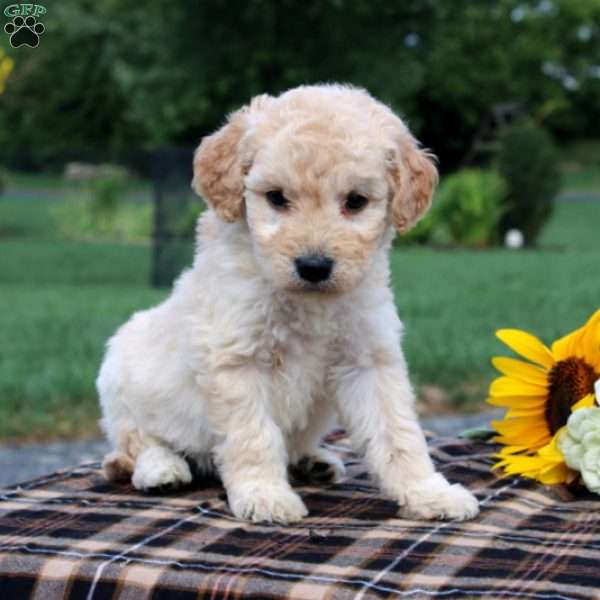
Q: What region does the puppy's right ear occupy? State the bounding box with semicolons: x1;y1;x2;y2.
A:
193;95;272;222
192;107;250;222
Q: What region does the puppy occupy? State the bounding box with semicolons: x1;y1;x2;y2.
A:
97;84;479;523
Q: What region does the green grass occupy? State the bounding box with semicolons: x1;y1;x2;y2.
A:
1;239;155;284
539;200;600;250
394;199;599;407
0;179;153;242
560;139;600;191
3;171;66;191
394;244;599;403
561;168;600;192
3;170;152;195
0;282;164;439
0;198;57;238
0;239;166;440
0;176;599;441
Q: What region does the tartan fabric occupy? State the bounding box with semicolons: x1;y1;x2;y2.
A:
1;435;599;599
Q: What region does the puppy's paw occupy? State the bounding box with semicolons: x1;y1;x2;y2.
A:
290;448;346;484
400;473;479;521
132;447;192;492
228;482;308;524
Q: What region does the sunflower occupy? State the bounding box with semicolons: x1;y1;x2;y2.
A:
488;309;600;484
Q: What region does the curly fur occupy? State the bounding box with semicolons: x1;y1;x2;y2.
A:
97;84;478;524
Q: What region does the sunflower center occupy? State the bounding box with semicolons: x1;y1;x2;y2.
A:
546;357;597;434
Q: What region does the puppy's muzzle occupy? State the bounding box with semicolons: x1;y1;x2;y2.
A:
294;254;334;283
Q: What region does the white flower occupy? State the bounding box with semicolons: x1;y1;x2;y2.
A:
559;403;600;493
504;229;524;249
558;429;585;470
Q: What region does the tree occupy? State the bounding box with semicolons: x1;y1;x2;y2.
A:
1;0;598;170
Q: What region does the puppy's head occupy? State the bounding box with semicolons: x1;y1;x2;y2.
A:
193;85;437;296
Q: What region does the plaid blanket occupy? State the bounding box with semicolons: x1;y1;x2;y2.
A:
1;435;598;599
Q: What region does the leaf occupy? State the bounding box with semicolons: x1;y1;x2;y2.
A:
459;427;496;441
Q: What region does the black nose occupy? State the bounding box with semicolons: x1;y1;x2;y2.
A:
295;254;334;283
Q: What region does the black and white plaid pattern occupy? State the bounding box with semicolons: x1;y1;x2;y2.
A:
1;434;598;599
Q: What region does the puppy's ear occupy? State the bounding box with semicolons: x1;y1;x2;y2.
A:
387;132;438;234
192;108;248;222
192;102;256;222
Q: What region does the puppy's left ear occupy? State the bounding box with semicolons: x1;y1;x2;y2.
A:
387;133;438;234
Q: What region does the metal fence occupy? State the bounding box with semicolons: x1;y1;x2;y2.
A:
151;146;198;288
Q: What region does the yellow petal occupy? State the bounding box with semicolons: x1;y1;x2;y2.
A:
505;407;545;418
492;416;550;448
494;428;550;449
489;376;547;397
492;357;549;386
536;463;571;485
580;309;600;367
487;395;547;409
551;327;583;362
572;394;596;412
497;445;531;456
496;329;555;369
495;433;549;451
492;416;546;434
552;309;600;368
497;455;546;474
493;434;571;485
538;430;564;458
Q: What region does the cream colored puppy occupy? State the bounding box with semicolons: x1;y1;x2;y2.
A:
97;84;479;524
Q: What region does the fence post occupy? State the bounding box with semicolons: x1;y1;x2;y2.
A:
151;146;196;288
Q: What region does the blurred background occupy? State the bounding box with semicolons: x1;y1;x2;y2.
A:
0;0;599;448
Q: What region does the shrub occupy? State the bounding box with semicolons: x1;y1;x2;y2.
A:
89;173;126;229
497;122;561;245
560;139;600;170
400;205;441;245
438;169;506;246
404;169;506;247
54;171;152;242
54;196;152;242
175;199;205;238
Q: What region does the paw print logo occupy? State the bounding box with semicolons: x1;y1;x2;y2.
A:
4;16;45;48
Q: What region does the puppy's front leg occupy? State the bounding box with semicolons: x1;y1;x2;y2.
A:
209;366;307;524
333;357;479;521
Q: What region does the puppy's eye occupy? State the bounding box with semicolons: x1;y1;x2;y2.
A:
266;190;289;210
344;192;369;213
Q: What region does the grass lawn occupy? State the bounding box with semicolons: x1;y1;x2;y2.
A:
394;223;599;404
0;239;165;440
561;168;600;191
0;181;599;441
3;170;152;195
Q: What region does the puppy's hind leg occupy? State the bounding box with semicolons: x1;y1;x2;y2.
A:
132;445;192;492
102;429;140;483
289;401;345;485
102;430;192;493
186;452;218;481
103;451;135;483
